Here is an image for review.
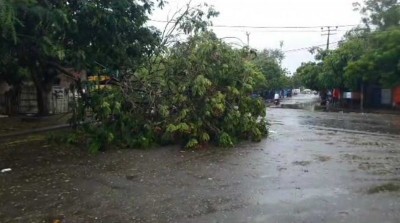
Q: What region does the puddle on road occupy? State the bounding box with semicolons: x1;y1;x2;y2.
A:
346;140;394;148
251;187;350;206
296;111;400;136
358;162;386;171
342;154;367;161
367;183;400;194
292;161;311;166
314;155;332;162
297;138;329;142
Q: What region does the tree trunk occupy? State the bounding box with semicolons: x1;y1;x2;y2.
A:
30;66;53;116
36;84;52;116
5;85;21;115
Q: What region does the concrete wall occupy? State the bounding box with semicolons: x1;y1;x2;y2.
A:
0;82;12;114
17;83;72;114
393;86;400;108
18;83;38;114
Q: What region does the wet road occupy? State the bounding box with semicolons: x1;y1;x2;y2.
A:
1;106;400;222
204;108;400;223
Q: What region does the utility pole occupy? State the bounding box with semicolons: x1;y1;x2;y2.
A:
321;26;338;50
245;31;250;47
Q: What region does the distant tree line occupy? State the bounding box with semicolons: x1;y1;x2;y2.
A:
293;0;399;92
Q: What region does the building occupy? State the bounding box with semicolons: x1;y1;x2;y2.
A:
0;69;87;115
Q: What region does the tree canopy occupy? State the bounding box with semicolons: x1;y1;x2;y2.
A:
0;0;165;115
252;49;292;91
295;0;400;91
293;62;323;90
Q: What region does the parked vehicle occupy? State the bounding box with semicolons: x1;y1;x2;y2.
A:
286;89;293;97
293;89;301;95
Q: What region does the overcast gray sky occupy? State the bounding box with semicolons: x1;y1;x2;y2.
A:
149;0;362;74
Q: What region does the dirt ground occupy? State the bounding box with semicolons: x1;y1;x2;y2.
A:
1;104;400;223
0;114;71;136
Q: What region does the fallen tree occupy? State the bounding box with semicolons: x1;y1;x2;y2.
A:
73;32;268;152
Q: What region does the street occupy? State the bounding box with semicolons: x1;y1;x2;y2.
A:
1;98;400;222
2;1;399;222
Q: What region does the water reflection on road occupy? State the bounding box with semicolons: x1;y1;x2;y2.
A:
196;108;400;223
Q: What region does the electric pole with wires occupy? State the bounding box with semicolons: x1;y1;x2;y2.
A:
321;26;338;50
245;31;251;47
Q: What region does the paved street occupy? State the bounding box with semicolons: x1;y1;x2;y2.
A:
1;99;400;222
2;0;399;222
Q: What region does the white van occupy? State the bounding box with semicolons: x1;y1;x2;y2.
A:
293;89;301;95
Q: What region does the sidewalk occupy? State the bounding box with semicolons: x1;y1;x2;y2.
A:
322;106;400;115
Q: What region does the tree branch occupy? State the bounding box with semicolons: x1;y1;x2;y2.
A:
47;61;78;80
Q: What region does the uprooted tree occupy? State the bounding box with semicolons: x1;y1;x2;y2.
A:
74;31;268;152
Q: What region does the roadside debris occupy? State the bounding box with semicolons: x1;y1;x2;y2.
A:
1;168;12;173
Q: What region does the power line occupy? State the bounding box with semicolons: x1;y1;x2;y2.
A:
283;28;395;53
212;24;356;29
321;26;338;50
228;29;350;33
149;20;357;30
284;41;341;53
246;31;250;46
